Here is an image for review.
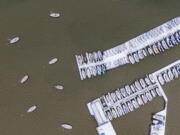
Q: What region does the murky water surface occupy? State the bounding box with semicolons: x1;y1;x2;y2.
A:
0;0;179;135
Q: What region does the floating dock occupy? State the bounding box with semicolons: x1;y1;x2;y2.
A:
87;60;180;135
76;17;180;80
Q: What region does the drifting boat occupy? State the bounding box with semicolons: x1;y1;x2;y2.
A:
163;72;170;83
158;74;165;85
20;74;29;84
27;105;37;113
136;96;144;106
172;67;179;78
125;85;132;95
54;85;64;90
9;36;20;44
127;101;134;112
167;69;174;80
139;78;146;88
50;12;60;18
145;91;153;101
48;58;58;64
61;124;73;130
128;54;135;64
137;50;144;59
133;52;140;63
131;99;139;109
120;88;127;98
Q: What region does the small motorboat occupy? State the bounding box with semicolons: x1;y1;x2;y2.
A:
142;48;148;57
148;74;156;84
134;80;142;91
61;124;73;130
144;76;151;86
155;87;162;96
54;85;64;90
9;36;20;44
128;54;135;64
172;67;179;78
125;85;132;95
150;89;157;98
136;96;144;106
137;50;144;60
86;68;92;78
130;84;136;93
167;69;174;80
110;108;118;118
116;106;124;116
163;72;170;83
20;74;29;84
131;99;139;109
158;74;165;85
81;68;86;80
121;103;129;114
115;89;122;100
110;92;118;103
50;12;60;18
48;58;58;64
120;88;127;98
152;44;159;54
133;52;140;63
147;46;154;55
106;110;113;120
141;94;148;104
27;105;37;113
96;65;102;75
127;101;134;112
157;42;165;52
161;39;170;49
139;78;147;89
145;91;153;101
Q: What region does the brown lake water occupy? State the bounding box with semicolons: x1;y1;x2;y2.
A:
0;0;179;135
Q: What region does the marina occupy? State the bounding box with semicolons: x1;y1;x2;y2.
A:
75;17;180;80
87;60;180;135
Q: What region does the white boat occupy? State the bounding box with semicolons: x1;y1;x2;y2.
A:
131;99;139;109
130;84;136;93
167;69;174;80
106;110;113;120
148;74;156;84
142;48;148;57
152;44;159;54
27;105;37;113
172;67;179;78
139;78;146;88
141;94;148;104
133;52;140;63
120;88;127;98
163;72;170;83
147;46;153;55
116;106;124;116
145;91;153;101
144;77;151;86
134;80;142;91
81;69;86;80
108;93;114;104
111;92;117;103
20;74;29;84
54;85;64;90
137;50;144;60
48;58;58;64
128;54;135;64
111;108;118;118
155;87;162;96
125;85;132;95
136;96;144;106
161;40;169;49
61;124;72;130
127;101;134;112
122;104;129;114
157;42;165;52
158;74;165;85
150;89;157;98
86;68;91;78
50;12;60;18
115;89;122;100
9;36;20;44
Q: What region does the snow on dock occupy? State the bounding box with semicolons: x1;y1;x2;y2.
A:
87;60;179;135
76;17;180;80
